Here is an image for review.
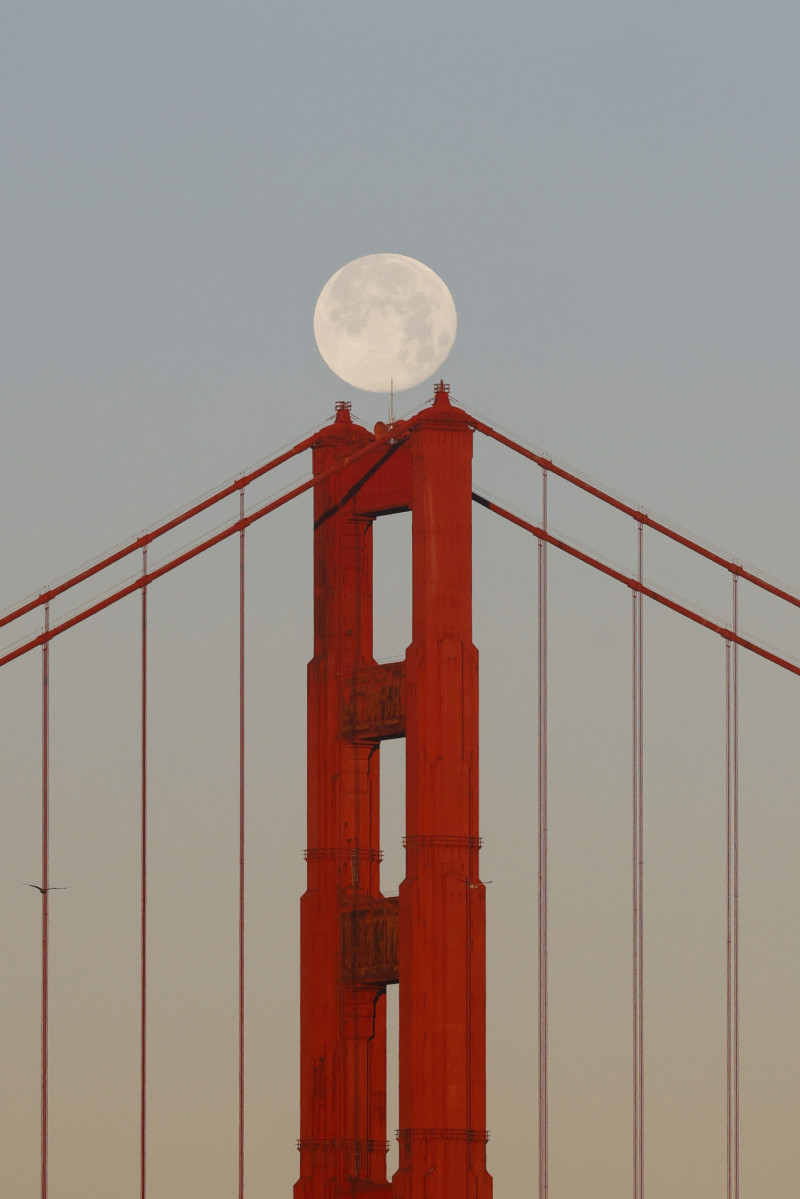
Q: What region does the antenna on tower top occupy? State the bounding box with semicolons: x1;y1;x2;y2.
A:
390;378;394;425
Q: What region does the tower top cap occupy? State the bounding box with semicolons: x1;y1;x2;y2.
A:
432;380;451;408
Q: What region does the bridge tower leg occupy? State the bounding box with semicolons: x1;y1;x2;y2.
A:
294;403;392;1199
392;391;492;1199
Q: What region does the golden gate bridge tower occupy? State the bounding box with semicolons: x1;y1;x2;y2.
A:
7;311;800;1195
295;383;492;1199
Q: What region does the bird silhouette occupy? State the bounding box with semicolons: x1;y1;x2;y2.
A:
24;884;67;894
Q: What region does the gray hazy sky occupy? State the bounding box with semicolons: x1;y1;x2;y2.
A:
2;3;799;1196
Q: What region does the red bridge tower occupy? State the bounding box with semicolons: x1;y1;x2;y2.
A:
295;384;493;1199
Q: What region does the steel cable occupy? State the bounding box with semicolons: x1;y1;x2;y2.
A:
538;468;548;1199
140;549;148;1199
632;525;644;1199
726;577;740;1199
239;491;246;1199
40;604;50;1199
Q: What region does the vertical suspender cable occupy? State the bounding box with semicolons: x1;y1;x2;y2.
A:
632;564;638;1199
638;525;644;1199
726;575;739;1199
41;603;50;1199
733;576;740;1199
238;490;246;1199
632;524;644;1199
726;638;732;1198
538;468;548;1199
733;577;740;1199
140;548;148;1199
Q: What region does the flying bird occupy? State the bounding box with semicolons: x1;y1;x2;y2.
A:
24;884;68;894
463;879;492;889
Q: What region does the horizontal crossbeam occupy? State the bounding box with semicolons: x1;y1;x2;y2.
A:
3;405;799;681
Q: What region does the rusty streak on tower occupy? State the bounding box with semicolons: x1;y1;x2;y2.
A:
295;383;493;1199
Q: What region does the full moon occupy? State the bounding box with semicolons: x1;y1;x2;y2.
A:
313;253;457;393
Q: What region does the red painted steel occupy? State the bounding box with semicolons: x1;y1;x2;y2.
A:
140;549;148;1199
296;387;493;1197
392;388;492;1199
239;489;246;1199
471;495;800;677
726;579;740;1199
0;432;319;633
469;416;800;612
295;403;393;1198
0;427;408;671
41;605;49;1199
9;485;799;685
537;479;548;1199
5;419;800;680
5;388;800;1196
632;529;644;1199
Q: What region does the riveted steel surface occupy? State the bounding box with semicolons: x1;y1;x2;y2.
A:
295;390;492;1199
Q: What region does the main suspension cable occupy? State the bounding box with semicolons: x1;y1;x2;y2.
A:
0;432;320;633
538;468;549;1199
1;428;412;672
470;417;800;613
471;495;800;680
